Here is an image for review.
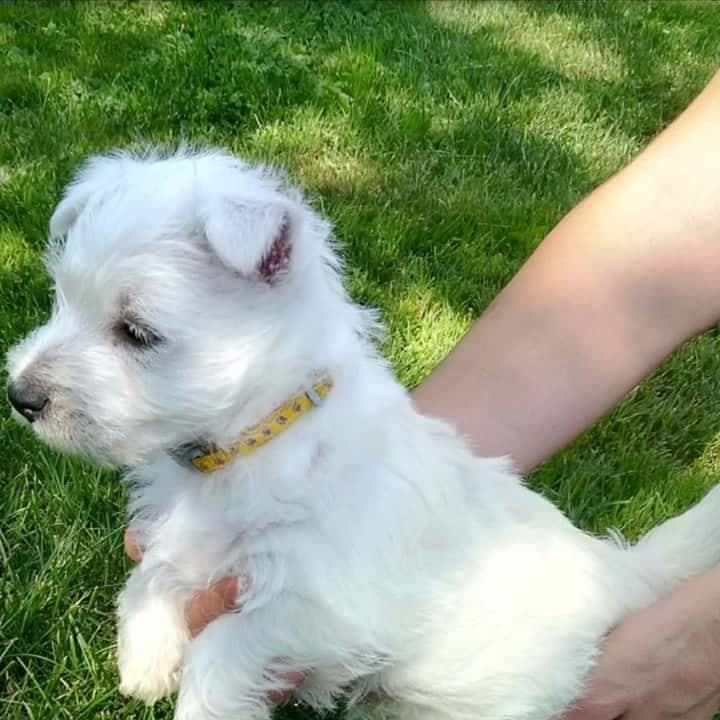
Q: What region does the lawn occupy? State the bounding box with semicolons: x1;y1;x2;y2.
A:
2;1;720;718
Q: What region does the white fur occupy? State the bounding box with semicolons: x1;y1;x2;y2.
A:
8;147;720;720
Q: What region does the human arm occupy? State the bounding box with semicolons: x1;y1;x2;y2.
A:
413;68;720;472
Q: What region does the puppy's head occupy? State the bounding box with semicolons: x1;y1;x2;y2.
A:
6;148;350;466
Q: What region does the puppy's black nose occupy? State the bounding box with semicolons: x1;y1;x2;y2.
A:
7;379;48;423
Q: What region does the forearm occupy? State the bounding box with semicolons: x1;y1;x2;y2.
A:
413;69;720;473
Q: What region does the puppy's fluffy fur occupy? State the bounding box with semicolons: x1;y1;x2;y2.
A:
8;148;720;720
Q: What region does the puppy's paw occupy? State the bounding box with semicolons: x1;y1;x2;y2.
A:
174;613;272;720
174;672;271;720
117;591;189;704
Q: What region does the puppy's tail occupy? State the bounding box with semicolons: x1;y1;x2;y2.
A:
628;484;720;595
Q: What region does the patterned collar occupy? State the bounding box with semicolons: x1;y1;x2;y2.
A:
171;374;334;472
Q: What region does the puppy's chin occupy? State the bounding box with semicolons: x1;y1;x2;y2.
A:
17;414;124;468
17;407;184;468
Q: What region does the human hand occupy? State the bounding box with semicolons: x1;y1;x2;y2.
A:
564;568;720;720
123;529;305;701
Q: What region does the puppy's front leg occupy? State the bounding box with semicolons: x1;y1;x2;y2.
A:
174;604;306;720
117;565;191;704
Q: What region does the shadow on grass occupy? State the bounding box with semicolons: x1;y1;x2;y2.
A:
3;1;716;304
517;1;719;138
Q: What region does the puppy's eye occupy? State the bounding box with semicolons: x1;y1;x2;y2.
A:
116;319;163;349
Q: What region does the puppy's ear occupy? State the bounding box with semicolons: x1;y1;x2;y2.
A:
49;153;127;238
200;198;294;283
49;182;95;238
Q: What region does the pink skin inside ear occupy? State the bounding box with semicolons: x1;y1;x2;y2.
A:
257;223;291;283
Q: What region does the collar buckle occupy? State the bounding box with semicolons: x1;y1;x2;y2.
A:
169;441;210;470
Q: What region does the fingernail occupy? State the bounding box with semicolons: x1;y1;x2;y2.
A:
123;531;144;562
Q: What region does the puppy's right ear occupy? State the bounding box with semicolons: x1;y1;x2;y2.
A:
49;181;94;238
199;195;297;284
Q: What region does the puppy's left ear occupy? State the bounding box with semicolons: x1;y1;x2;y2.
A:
200;198;294;283
49;182;95;238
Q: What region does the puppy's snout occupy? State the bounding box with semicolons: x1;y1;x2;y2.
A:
7;378;49;423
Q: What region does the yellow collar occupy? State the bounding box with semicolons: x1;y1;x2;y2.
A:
173;374;334;473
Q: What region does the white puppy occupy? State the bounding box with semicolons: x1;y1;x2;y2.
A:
7;148;720;720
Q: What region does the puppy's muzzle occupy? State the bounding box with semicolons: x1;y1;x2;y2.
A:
7;378;49;423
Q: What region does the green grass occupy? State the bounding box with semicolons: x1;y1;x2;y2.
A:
1;1;720;718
